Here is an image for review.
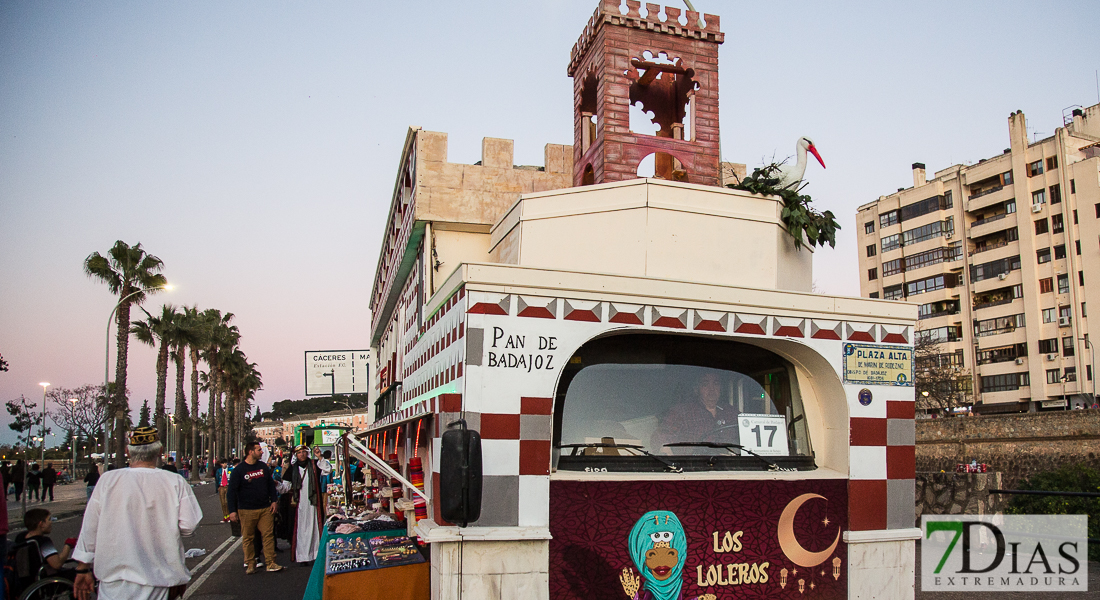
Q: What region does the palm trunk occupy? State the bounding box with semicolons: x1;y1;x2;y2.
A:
206;373;217;466
155;339;169;447
189;346;200;480
174;346;186;456
113;298;132;467
226;391;236;457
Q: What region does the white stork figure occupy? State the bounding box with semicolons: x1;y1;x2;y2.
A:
776;136;826;190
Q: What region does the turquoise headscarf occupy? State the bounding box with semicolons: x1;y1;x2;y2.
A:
628;510;689;600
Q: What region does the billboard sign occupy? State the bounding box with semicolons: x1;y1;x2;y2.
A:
305;350;370;396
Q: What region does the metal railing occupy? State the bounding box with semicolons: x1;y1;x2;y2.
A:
970;212;1008;228
968;184;1004;201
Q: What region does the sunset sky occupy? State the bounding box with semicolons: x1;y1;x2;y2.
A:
2;1;1098;445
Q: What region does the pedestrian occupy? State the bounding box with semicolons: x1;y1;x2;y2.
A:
214;459;229;522
27;463;42;502
72;426;202;600
11;460;24;501
0;463;8;598
283;445;326;564
160;456;178;473
42;463;58;502
227;440;284;574
15;508;77;575
83;464;100;501
0;461;10;491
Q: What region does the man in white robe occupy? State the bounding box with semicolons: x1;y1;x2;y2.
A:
284;445;329;563
73;426;202;600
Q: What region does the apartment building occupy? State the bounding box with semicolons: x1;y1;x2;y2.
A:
857;103;1100;414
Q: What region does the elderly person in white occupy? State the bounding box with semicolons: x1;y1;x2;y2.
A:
73;426;203;600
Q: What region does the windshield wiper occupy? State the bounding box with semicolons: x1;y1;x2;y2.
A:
663;442;785;472
558;443;683;473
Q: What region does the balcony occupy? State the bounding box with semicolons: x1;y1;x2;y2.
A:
966;184;1013;212
970;212;1017;239
973;296;1015;310
971;238;1010;255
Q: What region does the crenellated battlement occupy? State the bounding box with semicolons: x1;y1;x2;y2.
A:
568;0;722;76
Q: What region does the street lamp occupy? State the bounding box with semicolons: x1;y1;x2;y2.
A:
103;284;172;460
38;382;49;463
69;398;79;472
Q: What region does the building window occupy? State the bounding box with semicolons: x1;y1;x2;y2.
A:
1049;184;1061;205
1037;248;1051;264
1063;336;1075;357
970;255;1021;282
868;268;877;281
907;274;953;296
1080;271;1085;286
1058;274;1069;294
866;244;877;257
1064;367;1077;382
1038;338;1059;354
1006;199;1016;214
881;234;900;253
1032;189;1046;206
900;195;949;222
1082;302;1087;317
1077;240;1082;255
1073;210;1078;225
901;220;951;246
865;221;875;234
1035;219;1049;235
944;190;953;208
1046;369;1061;385
1054;245;1066;260
1060;305;1072;320
974;314;1025;337
1042;307;1056;323
980;372;1027;393
883;258;903;277
879;211;899;228
869;291;879;299
1051;213;1063;234
1088;365;1093;382
1039;278;1053;293
1027;160;1043;177
1046;156;1058;171
976;343;1028;365
918;300;959;319
883;284;904;300
1096;203;1100;218
917;325;963;343
1003;171;1013;185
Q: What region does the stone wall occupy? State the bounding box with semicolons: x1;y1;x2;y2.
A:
914;472;1007;525
916;409;1100;489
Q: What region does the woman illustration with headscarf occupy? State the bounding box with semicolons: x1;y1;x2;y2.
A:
620;510;715;600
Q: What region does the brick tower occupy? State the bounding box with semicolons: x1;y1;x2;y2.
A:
568;1;724;187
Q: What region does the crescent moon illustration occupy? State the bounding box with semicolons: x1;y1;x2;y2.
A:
777;493;840;567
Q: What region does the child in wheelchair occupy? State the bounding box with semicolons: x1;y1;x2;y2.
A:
14;509;77;577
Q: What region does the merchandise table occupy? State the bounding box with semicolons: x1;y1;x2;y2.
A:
303;527;430;600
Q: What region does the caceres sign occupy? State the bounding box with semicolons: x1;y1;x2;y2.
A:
842;342;914;387
304;350;370;396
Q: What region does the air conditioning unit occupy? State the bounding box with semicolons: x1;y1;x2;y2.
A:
1047;353;1057;361
998;273;1008;280
1032;204;1043;213
1059;316;1072;327
1015;357;1025;365
945;232;954;239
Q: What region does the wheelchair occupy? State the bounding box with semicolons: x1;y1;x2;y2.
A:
6;539;94;600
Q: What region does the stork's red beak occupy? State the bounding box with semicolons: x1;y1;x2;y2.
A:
808;144;826;169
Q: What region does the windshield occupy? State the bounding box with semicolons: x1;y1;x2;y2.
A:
553;334;814;472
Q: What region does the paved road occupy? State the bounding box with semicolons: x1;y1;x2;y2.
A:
31;478;312;600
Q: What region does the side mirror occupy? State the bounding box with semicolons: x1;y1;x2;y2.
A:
439;420;482;527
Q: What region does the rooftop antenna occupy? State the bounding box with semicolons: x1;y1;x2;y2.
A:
682;0;705;28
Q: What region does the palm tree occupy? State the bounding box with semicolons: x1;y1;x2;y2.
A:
182;306;212;480
224;350;262;454
131;303;181;444
84;241;167;466
167;308;202;456
200;309;238;460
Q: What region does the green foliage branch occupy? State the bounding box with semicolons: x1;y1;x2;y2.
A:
1005;462;1100;561
726;163;840;250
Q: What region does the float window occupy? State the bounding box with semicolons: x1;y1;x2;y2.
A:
552;334;814;473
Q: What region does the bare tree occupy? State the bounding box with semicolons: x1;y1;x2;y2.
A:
914;326;972;415
46;385;111;441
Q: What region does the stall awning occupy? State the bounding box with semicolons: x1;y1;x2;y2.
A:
363;395;436;434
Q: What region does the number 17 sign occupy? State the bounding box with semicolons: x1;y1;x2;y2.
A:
736;413;789;456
